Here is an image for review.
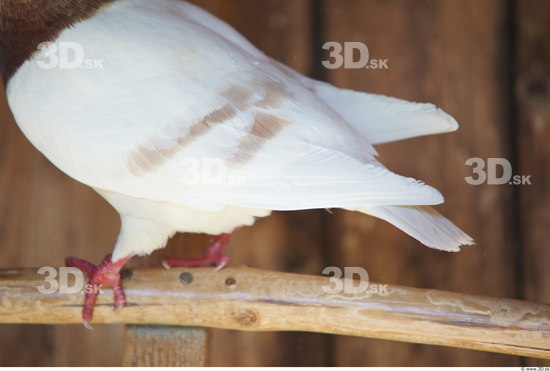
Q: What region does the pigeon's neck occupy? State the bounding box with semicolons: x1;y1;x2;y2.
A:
0;0;115;84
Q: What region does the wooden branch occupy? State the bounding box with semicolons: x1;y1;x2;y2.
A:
0;266;549;359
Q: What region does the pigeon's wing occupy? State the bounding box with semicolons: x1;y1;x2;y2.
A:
96;73;446;212
7;0;446;212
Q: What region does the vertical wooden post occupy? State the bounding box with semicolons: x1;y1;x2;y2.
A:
123;326;209;367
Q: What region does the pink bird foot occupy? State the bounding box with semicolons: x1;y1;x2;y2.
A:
162;233;231;271
65;253;134;329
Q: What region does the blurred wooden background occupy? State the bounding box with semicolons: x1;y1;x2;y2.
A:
0;0;548;366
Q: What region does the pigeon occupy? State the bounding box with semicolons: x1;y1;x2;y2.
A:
0;0;474;328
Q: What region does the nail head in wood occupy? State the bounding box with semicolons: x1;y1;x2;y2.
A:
179;271;193;285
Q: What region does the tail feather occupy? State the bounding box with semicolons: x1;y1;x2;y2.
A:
313;81;459;145
353;205;474;251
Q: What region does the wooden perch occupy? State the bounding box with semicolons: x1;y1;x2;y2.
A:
0;266;549;359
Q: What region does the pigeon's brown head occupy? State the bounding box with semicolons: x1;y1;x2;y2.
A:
0;0;115;84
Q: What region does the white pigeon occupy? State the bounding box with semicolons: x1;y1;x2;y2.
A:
0;0;473;327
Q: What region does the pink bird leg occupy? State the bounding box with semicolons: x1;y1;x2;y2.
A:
162;233;231;271
65;253;134;329
65;233;230;328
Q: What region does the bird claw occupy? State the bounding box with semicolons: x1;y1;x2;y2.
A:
162;233;231;270
65;253;133;329
83;320;93;330
213;256;229;272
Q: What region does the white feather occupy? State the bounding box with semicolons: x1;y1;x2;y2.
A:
313;81;459;144
351;206;474;252
218;145;444;210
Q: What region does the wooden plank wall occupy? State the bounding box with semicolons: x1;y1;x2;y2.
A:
0;0;548;366
516;0;550;367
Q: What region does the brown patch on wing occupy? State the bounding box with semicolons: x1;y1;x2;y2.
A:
128;105;237;176
229;112;291;165
128;79;293;176
0;0;116;83
176;105;237;147
256;81;291;109
221;85;254;109
128;144;180;177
